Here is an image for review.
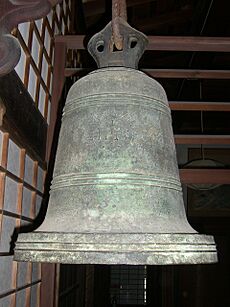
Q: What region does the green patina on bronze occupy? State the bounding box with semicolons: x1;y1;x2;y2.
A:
14;19;217;265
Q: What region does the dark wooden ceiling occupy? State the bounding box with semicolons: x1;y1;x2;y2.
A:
79;0;230;37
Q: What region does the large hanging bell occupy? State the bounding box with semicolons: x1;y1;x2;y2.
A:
14;19;217;265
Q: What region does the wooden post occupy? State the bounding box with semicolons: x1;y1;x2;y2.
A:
46;41;67;162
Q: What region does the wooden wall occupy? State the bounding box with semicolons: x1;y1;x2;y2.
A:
0;1;73;306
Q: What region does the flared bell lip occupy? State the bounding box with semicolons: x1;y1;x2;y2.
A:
14;232;218;265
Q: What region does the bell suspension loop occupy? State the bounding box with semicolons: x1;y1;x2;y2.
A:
87;2;148;69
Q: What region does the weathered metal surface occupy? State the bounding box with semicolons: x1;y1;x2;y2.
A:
14;67;217;265
15;233;217;265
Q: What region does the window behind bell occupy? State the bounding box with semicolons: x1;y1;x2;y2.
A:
110;265;147;305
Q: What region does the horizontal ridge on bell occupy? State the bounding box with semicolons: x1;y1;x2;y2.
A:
51;172;182;191
15;233;217;265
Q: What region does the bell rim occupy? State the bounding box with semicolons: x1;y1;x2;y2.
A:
14;232;217;265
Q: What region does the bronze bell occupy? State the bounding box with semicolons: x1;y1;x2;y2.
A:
14;19;217;265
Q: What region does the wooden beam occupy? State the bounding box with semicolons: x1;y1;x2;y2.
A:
175;135;230;145
55;35;230;52
41;264;56;307
147;36;230;52
64;68;230;79
169;101;230;111
143;69;230;79
56;35;85;49
46;41;66;161
64;67;88;77
179;169;230;184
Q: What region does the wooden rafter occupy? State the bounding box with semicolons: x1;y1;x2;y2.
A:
55;35;230;52
179;169;230;184
169;101;230;112
175;135;230;145
143;69;230;79
64;68;230;79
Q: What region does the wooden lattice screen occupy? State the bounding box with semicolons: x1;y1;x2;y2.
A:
14;0;72;123
0;1;73;306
